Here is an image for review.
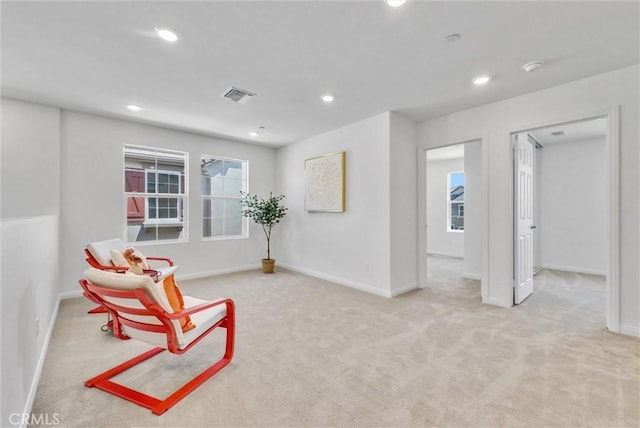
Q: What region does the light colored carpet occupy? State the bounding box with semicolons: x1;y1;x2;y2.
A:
31;262;639;427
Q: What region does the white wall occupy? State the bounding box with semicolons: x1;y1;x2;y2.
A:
59;110;277;293
463;141;483;280
418;65;639;335
1;98;61;422
426;157;464;258
389;112;418;294
276;113;393;296
538;136;607;275
276;111;418;296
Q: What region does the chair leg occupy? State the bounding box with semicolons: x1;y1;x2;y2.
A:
85;324;234;415
152;319;235;415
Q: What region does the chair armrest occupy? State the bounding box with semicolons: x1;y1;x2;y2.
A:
166;298;234;319
88;262;129;273
146;256;174;266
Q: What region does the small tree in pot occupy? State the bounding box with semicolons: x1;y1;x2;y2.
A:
240;191;288;273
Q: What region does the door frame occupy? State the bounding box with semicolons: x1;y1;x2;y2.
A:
417;136;489;301
508;107;620;332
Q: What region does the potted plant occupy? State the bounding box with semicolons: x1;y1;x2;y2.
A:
240;191;288;273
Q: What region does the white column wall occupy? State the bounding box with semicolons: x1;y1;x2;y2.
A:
1;98;61;422
463;141;483;280
276;113;393;296
389;112;418;295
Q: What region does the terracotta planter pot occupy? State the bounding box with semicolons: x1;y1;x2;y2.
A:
262;259;275;274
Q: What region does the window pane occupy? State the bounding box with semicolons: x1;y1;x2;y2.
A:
226;217;243;235
224;178;243;196
124;145;187;243
448;172;464;231
211;177;225;195
148;197;158;219
211;198;225;218
210;218;224;237
201;155;248;239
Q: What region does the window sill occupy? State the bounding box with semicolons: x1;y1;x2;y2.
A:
143;221;184;228
202;234;248;242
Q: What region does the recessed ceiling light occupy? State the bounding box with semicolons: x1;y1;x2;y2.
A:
155;27;178;42
321;94;334;103
386;0;407;7
473;75;491;85
523;60;543;73
248;131;259;137
126;104;142;111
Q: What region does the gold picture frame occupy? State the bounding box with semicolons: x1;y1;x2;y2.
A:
305;151;346;212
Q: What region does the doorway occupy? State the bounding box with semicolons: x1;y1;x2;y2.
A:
424;140;484;294
511;114;615;328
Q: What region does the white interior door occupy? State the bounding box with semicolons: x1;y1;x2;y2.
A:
514;132;534;304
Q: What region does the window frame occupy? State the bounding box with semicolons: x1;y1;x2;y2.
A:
200;155;249;241
447;171;464;233
123;145;188;245
144;169;183;224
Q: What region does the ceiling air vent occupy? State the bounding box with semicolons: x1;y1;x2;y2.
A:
550;130;566;136
221;87;256;104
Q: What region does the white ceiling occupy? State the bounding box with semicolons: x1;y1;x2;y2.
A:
426;144;464;162
530;117;607;146
2;1;638;147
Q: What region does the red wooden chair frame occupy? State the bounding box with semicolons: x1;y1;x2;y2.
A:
79;278;235;415
84;248;174;314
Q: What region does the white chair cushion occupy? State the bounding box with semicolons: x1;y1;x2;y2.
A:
110;249;129;267
87;239;126;266
82;268;224;349
180;296;228;350
83;268;182;345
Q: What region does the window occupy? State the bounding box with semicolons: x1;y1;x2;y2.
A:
124;145;187;243
448;171;464;231
201;156;248;239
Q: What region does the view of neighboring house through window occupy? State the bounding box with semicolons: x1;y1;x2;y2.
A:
201;156;248;239
448;171;464;231
124;145;187;243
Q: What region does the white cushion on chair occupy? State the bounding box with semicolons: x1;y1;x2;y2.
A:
82;268;226;349
181;296;228;350
83;268;181;346
87;239;126;266
110;249;129;267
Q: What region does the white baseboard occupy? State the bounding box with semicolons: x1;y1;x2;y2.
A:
619;324;640;338
60;289;83;300
21;298;61;428
176;264;261;281
462;272;481;281
279;263;392;298
391;282;418;297
482;295;512;308
427;252;464;259
539;264;606;276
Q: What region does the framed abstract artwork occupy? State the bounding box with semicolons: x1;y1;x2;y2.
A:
304;151;345;212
